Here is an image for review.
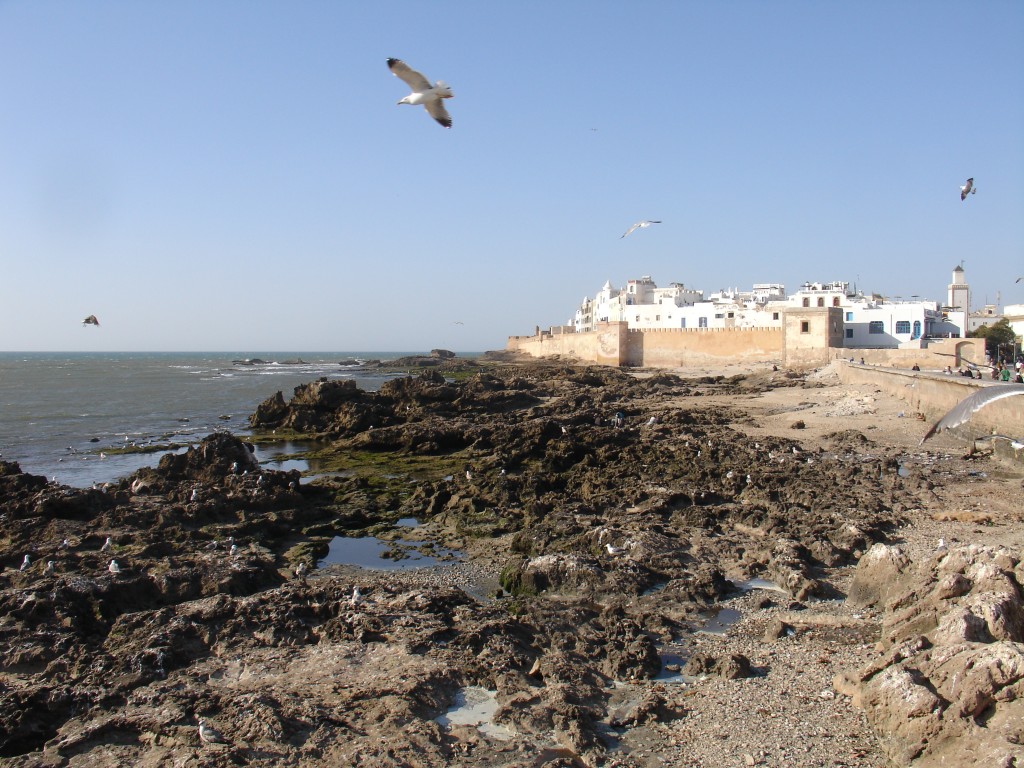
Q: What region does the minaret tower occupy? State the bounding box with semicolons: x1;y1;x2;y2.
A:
947;264;969;312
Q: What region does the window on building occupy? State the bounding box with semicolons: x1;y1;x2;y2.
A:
727;312;734;318
817;298;825;307
801;321;810;333
680;318;686;328
833;297;841;307
635;315;640;322
714;313;724;319
698;317;708;328
802;298;810;307
772;312;779;320
656;315;660;321
845;329;853;338
845;312;854;321
895;320;911;334
869;321;885;334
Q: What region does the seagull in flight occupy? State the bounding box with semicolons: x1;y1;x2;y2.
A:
82;315;100;327
387;58;453;128
960;178;976;201
920;385;1024;444
621;220;662;238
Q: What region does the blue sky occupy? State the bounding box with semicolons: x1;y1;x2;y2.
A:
1;1;1021;353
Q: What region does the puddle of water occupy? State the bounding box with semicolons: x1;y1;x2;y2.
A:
729;577;787;594
697;607;742;635
264;458;310;472
898;463;910;477
436;687;514;740
317;535;461;570
641;581;668;596
655;645;695;684
396;517;420;528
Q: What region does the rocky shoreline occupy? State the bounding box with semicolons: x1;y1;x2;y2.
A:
1;359;1022;766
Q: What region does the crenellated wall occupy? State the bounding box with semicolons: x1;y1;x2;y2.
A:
622;326;783;367
506;322;783;367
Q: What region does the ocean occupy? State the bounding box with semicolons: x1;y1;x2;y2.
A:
0;352;465;488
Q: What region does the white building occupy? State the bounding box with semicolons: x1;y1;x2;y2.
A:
570;272;968;349
774;279;965;348
572;277;783;333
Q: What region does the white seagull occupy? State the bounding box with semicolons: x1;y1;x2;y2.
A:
108;559;121;575
920;384;1024;444
20;554;30;571
621;220;662;238
960;177;976;201
387;58;453;128
350;585;363;607
198;718;228;745
101;536;113;552
605;542;625;555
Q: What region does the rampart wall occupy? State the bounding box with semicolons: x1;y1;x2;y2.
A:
837;361;1024;439
622;327;783;367
506;323;783;367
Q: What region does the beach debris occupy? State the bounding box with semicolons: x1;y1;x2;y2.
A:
387;58;453;128
621;220;662;238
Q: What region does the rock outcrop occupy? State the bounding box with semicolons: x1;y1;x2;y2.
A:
837;542;1024;767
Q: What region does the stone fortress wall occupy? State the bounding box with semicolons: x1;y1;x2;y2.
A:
507;316;988;374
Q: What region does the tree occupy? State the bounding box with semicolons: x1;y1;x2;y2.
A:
969;318;1017;359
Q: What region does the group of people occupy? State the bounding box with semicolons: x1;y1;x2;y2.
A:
941;359;1024;382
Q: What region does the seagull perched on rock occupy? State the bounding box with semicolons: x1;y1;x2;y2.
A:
45;560;55;574
100;536;112;552
960;177;976;201
108;559;121;575
82;315;100;327
20;554;30;571
621;220;662;238
294;561;308;579
605;542;625;555
198;718;228;745
920;385;1024;444
387;58;453;128
350;585;363;607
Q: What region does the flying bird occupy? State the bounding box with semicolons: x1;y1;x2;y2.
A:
621;220;662;238
387;58;453;128
82;315;100;326
960;178;976;201
1016;277;1022;283
920;384;1024;444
